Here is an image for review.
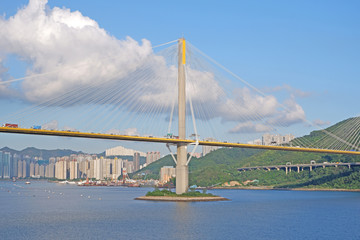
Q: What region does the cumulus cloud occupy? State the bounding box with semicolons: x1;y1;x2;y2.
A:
63;126;77;131
0;0;308;135
229;121;273;134
267;97;306;127
122;128;139;136
263;84;312;98
215;87;278;122
0;0;152;102
42;120;58;130
312;119;330;127
106;128;139;136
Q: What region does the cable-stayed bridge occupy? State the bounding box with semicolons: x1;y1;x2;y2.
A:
1;38;359;193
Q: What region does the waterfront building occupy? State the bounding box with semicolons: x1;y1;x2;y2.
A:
12;153;20;178
105;145;146;157
146;151;161;165
69;160;78;179
17;160;23;178
160;166;176;183
49;157;56;164
78;160;87;178
46;163;55;178
29;162;35;177
123;160;134;174
202;138;219;156
1;152;11;179
94;157;103;180
39;165;45;177
22;160;27;178
262;133;295;146
133;152;140;172
247;139;262;145
190;152;201;158
55;160;66;180
112;158;122;180
34;163;39;176
0;151;2;178
105;158;112;179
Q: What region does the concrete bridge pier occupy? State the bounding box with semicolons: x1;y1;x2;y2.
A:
176;38;188;194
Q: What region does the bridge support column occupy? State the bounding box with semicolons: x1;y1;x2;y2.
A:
297;166;300;173
285;167;288;175
176;38;188;195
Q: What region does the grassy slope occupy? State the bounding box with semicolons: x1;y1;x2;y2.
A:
134;117;360;189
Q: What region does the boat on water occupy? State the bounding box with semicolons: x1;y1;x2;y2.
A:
25;181;31;184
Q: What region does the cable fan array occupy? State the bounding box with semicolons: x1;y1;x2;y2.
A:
0;39;359;153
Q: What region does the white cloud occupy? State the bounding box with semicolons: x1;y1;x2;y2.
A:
312;119;330;127
42;120;58;130
229;121;273;134
63;126;77;131
106;128;139;136
215;87;278;122
0;0;152;102
0;0;308;135
123;128;139;136
263;84;312;98
267;97;306;127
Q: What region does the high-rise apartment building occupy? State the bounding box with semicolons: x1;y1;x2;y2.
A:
94;158;103;180
146;151;161;165
29;162;35;177
262;133;295;146
202;138;219;156
160;166;176;183
1;152;11;179
133;152;140;172
34;163;39;176
69;160;78;179
12;153;20;178
55;160;66;180
22;160;27;178
105;146;145;157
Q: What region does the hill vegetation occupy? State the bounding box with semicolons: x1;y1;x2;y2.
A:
135;117;360;190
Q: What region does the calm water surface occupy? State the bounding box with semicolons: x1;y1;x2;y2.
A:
0;180;359;240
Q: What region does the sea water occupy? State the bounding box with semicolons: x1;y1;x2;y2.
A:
0;180;359;240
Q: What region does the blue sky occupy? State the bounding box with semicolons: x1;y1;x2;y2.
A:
0;0;359;154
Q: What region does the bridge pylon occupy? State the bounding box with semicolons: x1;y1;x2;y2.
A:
175;38;188;194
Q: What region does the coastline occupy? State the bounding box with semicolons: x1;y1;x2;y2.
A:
212;186;360;192
5;180;360;192
135;196;229;202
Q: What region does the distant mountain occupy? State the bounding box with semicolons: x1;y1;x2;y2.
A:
0;146;145;164
0;147;85;160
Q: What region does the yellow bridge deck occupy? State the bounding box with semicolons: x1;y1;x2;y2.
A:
1;127;359;156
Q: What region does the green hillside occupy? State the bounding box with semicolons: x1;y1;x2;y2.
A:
291;117;360;150
135;117;360;190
